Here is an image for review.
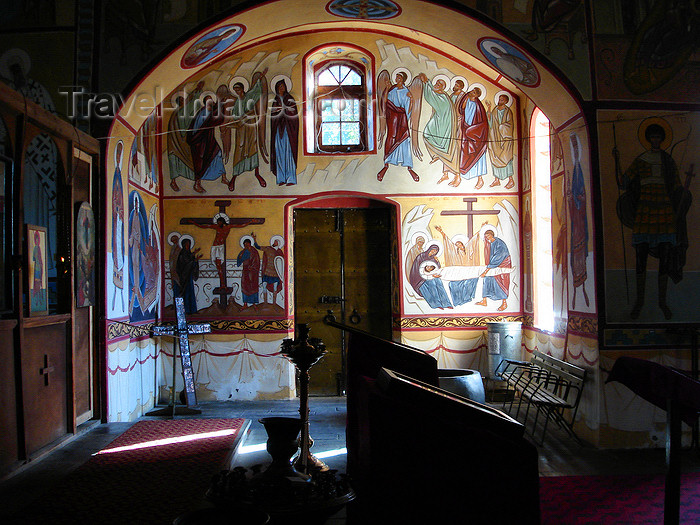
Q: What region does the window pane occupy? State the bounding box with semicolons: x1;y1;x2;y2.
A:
318;68;338;86
340;99;360;121
340;67;362;86
321;122;341;145
341;123;360;145
321;100;340;122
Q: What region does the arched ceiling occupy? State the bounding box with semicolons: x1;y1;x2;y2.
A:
114;0;582;135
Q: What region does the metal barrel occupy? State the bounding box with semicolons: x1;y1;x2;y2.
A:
486;321;522;379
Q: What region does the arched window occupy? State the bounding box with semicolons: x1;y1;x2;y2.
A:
304;45;375;154
314;62;367;152
531;108;554;331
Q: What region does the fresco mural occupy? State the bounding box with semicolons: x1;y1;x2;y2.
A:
600;111;699;323
163;198;286;319
110;140;126;313
128;113;158;193
127;190;160;322
161;37;519;199
400;196;520;316
478;37;540;87
98;0;604;417
593;1;700;102
327;0;401;20
181;24;245;69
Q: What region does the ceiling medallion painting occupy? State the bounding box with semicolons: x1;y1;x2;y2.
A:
326;0;401;20
478;37;540;88
181;24;245;69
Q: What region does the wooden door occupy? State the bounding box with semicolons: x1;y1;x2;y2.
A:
294;207;392;396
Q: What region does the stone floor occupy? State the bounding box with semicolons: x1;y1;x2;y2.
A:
2;397;699;524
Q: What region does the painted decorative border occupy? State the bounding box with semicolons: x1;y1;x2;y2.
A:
567;315;598;336
107;320;155;340
210;318;294;332
399;314;524;330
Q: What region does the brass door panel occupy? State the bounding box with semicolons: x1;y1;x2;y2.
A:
294;209;342;395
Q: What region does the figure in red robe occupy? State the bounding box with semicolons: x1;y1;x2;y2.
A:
236;237;260;307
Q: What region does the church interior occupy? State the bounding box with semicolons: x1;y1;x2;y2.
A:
1;1;700;522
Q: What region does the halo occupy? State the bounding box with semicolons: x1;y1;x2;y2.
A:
468;83;487;101
569;132;581;163
479;223;499;242
391;67;412;85
213;212;230;224
450;76;469;92
239;234;254;248
424;238;444;258
229;76;249;94
270;75;292;93
270;235;285;248
0;48;31;79
167;231;181;246
494;90;513;107
170;88;185;109
638;117;673;150
198;90;217;105
432;74;451;89
451;234;469;247
179;234;195;248
113;140;124;164
411;231;429;247
485;40;507;58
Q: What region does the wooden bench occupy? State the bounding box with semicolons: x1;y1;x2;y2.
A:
494;350;586;444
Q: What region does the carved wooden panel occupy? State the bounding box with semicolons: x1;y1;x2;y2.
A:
22;321;68;455
0;320;18;474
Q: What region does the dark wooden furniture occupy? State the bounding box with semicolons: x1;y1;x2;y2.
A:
352;367;540;523
0;82;100;477
327;320;540;523
607;357;700;525
496;350;586;444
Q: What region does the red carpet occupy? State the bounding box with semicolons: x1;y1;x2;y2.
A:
540;472;700;524
16;418;247;525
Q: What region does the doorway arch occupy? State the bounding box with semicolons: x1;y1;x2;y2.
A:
290;195;398;395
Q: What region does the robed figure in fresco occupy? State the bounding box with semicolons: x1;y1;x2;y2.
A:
176;236;202;314
236;236;261;307
408;243;453;309
111;141;125;310
568;133;589;309
186;93;228;193
377;70;422;182
476;229;512;311
168;81;203;191
485;93;515;189
270;79;299;186
456;87;489;189
417;74;460;184
227;69;269;191
616;119;692;320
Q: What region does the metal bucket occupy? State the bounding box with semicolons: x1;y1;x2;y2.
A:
438;369;486;404
486;321;522;379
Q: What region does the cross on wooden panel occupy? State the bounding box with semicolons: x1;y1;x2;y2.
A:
440;197;500;238
39;354;55;386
